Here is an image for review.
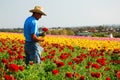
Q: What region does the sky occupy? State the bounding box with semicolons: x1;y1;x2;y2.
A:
0;0;120;28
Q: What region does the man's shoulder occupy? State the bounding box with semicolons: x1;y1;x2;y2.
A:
26;16;34;20
25;16;36;23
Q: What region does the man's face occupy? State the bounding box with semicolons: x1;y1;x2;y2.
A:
36;13;42;20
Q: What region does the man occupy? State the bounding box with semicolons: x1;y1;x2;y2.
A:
24;6;47;65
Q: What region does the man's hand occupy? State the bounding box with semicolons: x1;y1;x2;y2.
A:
38;37;44;42
38;32;46;37
41;32;46;37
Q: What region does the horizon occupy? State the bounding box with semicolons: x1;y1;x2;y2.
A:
0;24;120;29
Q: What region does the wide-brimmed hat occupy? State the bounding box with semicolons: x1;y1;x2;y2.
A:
29;6;47;16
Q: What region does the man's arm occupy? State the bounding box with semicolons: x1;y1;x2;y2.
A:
31;34;44;42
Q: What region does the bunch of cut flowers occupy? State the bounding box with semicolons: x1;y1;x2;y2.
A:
38;27;48;37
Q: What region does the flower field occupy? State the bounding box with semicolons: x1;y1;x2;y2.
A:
0;32;120;80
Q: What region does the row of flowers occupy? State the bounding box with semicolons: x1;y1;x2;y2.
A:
0;32;120;51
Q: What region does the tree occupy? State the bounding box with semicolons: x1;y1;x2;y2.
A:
66;29;75;35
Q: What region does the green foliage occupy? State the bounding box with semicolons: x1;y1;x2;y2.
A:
113;32;120;38
66;29;75;35
49;29;75;35
92;32;107;37
43;60;56;72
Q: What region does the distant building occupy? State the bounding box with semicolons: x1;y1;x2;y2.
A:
108;27;114;38
76;32;93;36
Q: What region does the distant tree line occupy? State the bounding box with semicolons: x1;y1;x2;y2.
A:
0;28;23;33
0;25;120;37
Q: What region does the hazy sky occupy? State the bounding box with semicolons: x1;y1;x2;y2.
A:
0;0;120;28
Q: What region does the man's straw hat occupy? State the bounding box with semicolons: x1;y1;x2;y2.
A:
29;6;47;16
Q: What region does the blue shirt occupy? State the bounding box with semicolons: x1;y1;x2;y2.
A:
24;16;39;42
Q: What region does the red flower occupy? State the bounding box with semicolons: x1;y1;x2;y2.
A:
4;74;16;80
7;50;13;55
29;61;34;65
85;65;90;69
17;54;24;60
19;66;24;71
114;70;119;74
8;64;19;72
91;72;101;78
41;57;46;61
1;58;8;64
0;48;3;52
53;60;59;64
49;50;56;54
8;57;13;62
87;61;92;66
96;57;107;66
68;61;73;65
52;69;59;75
106;77;111;80
59;52;70;60
104;67;110;71
117;72;120;79
60;54;67;60
95;72;101;78
66;72;73;78
91;72;95;77
80;75;85;80
56;62;64;68
92;63;100;69
42;27;48;32
72;58;79;64
73;72;79;78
